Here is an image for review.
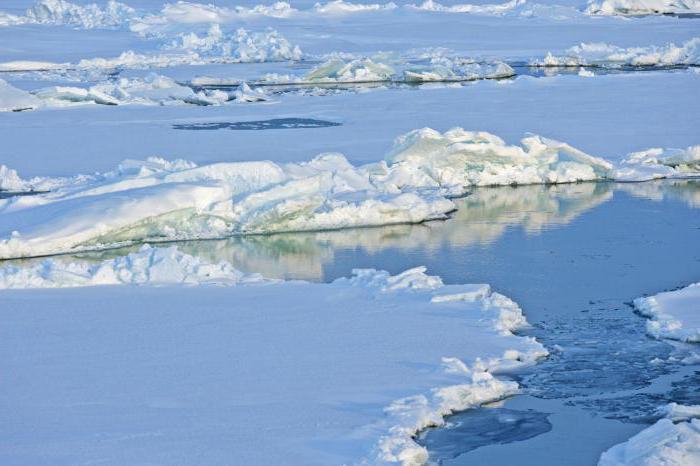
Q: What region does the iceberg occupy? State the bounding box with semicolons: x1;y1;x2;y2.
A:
634;282;700;343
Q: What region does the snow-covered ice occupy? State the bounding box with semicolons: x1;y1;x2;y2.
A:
0;258;547;464
585;0;700;15
634;282;700;343
598;404;700;466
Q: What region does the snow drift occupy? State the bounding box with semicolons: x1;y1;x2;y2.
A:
634;282;700;343
0;128;617;259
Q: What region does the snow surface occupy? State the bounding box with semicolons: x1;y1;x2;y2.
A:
598;404;700;466
0;79;40;112
634;282;700;343
0;257;547;464
534;37;700;67
0;128;620;259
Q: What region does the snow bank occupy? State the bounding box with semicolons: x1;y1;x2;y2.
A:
0;79;41;112
586;0;700;15
534;38;700;68
0;245;265;289
0;127;619;259
634;282;700;343
409;0;526;15
0;259;546;464
598;403;700;466
25;0;136;29
615;145;700;181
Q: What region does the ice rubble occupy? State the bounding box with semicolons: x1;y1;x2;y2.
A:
598;404;700;466
0;128;619;259
634;282;700;343
533;38;700;68
586;0;700;15
409;0;526;15
615;146;700;181
258;56;514;85
313;0;398;14
26;0;136;28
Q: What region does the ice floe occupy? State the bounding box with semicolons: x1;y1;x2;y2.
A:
634;282;700;343
313;0;398;14
409;0;526;15
598;403;700;466
533;38;700;68
0;128;621;258
615;145;700;181
0;79;41;112
586;0;700;15
0;261;546;464
0;0;138;29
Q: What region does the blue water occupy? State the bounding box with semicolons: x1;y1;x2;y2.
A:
62;179;700;464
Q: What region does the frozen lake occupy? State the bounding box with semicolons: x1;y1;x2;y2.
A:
31;178;698;464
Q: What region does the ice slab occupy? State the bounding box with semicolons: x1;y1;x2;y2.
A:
634;282;700;343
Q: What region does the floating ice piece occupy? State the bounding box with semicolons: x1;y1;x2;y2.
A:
0;79;41;112
585;0;700;15
384;128;613;189
0;165;32;191
615;146;700;181
634;282;700;343
233;82;268;102
0;245;266;289
533;38;700;68
25;0;137;29
305;58;396;82
408;0;526;15
598;404;700;466
30;73;227;107
403;58;514;82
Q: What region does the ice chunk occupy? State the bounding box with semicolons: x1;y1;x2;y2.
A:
313;0;398;14
634;282;700;343
384;128;613;189
233;82;268;102
598;404;700;466
305;58;396;82
533;38;700;68
615;146;700;181
0;79;41;112
586;0;700;15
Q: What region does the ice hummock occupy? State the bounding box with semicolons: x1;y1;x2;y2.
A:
0;79;41;112
0;128;619;259
533;38;700;68
615;146;700;181
0;254;547;464
26;0;137;28
585;0;700;15
598;403;700;465
634;282;700;343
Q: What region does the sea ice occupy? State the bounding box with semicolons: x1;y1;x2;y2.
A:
0;79;41;112
586;0;700;15
634;282;700;343
615;146;700;181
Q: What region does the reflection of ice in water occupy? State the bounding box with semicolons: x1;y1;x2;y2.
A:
617;178;700;208
50;181;613;281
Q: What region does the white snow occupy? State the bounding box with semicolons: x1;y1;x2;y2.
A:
586;0;700;15
615;146;700;181
313;0;398;14
634;282;700;343
0;127;622;259
534;38;700;67
598;404;700;466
